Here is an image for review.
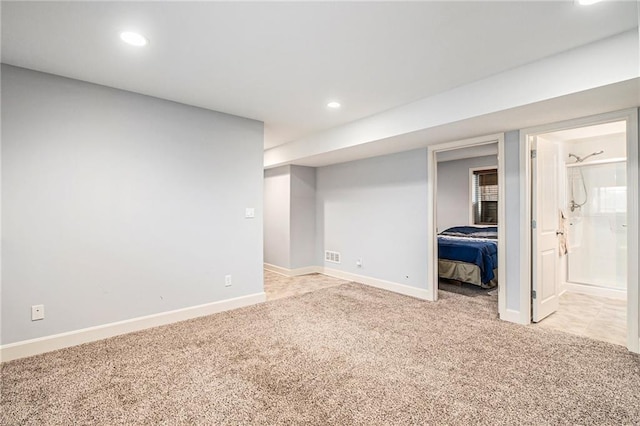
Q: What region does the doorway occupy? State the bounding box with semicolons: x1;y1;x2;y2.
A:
426;134;506;318
435;145;499;305
532;121;628;345
522;109;639;352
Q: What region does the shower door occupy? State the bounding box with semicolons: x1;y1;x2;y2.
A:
566;161;627;289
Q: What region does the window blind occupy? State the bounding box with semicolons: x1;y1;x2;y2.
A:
473;169;498;225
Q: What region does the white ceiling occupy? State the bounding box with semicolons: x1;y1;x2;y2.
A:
290;78;639;167
2;1;638;149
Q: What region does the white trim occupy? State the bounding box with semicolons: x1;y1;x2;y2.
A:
263;263;321;277
627;108;639;353
321;267;430;300
497;137;507;321
427;144;437;302
427;134;506;318
519;130;533;325
0;292;266;362
501;308;527;325
520;108;639;353
265;263;431;300
468;165;498;226
564;283;627;300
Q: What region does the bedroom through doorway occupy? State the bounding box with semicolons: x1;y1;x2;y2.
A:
426;134;506;317
435;144;500;308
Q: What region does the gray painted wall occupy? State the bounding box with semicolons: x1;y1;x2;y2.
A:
263;165;316;269
316;149;428;289
290;166;316;269
436;154;497;232
315;140;521;313
1;65;265;344
264;166;291;268
504;130;521;312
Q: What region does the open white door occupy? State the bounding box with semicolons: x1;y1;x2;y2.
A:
531;136;561;322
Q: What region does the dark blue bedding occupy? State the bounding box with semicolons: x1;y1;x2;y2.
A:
438;227;498;284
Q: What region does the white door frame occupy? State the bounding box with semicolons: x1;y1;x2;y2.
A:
426;133;506;319
520;108;639;353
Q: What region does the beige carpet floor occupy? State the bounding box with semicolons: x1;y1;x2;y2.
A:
264;270;349;300
2;282;639;425
438;279;497;298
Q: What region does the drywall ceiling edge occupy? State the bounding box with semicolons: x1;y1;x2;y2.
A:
264;30;639;169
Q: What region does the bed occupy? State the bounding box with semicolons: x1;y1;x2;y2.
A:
437;226;498;288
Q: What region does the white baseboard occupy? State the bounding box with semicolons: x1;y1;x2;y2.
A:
265;263;433;301
565;282;627;300
0;292;266;363
272;264;530;324
321;267;431;300
500;308;527;325
264;263;322;277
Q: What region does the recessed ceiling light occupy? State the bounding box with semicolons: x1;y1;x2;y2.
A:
577;0;603;5
327;101;341;109
120;31;148;47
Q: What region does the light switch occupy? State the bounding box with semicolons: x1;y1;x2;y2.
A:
245;208;255;219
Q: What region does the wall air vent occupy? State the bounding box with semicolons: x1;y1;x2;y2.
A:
324;250;341;264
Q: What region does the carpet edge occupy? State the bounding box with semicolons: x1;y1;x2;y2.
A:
0;292;266;363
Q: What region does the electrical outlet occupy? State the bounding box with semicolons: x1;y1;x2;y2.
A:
245;208;255;219
31;305;45;321
225;274;232;287
356;258;363;268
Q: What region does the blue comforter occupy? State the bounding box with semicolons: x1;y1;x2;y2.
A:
437;235;498;284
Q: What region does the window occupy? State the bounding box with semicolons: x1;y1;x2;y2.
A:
471;168;498;225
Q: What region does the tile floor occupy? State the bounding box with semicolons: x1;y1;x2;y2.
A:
534;291;627;346
264;269;349;301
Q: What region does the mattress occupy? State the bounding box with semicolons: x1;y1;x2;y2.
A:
437;226;498;287
438;259;498;288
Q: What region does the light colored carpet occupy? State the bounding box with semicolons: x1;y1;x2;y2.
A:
264;270;349;300
2;282;639;425
438;279;497;298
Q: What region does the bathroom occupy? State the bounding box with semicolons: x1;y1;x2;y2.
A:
536;120;628;345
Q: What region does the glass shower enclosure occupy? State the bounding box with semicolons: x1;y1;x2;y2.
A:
566;160;627;290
